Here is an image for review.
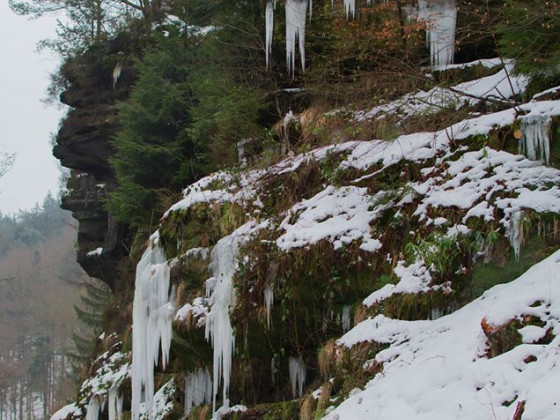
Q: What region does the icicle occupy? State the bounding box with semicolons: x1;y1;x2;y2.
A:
519;114;551;163
266;0;274;68
86;397;100;420
131;237;174;420
507;211;523;261
288;356;306;398
341;306;351;332
185;368;213;416
430;307;444;320
285;0;308;75
205;235;240;414
108;389;116;420
343;0;356;19
417;0;457;66
117;394;123;420
112;62;122;90
264;283;274;328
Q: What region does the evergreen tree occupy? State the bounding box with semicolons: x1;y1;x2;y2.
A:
108;27;205;229
498;0;560;76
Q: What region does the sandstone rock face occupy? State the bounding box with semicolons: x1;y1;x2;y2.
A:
53;37;136;289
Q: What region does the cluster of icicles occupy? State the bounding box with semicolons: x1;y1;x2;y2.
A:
128;232;241;419
85;391;123;420
265;0;457;75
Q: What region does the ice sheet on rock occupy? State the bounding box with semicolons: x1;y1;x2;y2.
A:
277;186;384;252
328;250;560;420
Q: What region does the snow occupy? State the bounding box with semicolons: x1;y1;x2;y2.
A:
326;249;560;420
363;260;452;307
138;380;175;420
185;368;212;416
277;186;384;252
50;403;82;420
354;60;528;123
87;247;103;257
131;236;175;420
175;296;209;328
289;355;306;398
286;0;308;75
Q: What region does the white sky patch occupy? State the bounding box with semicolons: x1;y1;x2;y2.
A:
0;2;65;214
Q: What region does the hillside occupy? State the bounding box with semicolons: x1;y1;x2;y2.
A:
35;1;560;419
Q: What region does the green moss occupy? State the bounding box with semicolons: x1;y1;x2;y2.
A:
473;236;557;297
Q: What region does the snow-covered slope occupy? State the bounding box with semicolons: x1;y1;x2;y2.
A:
325;249;560;420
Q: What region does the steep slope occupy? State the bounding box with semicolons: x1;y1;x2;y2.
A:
53;57;560;419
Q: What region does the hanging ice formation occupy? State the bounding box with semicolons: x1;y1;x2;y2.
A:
205;234;240;413
108;388;123;420
417;0;457;66
285;0;308;75
341;305;352;332
508;211;524;261
519;114;552;164
288;356;306;398
86;398;100;420
185;368;213;416
266;0;275;68
343;0;356;18
131;235;175;420
264;283;274;328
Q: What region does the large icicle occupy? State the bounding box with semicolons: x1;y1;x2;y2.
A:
343;0;356;18
131;235;175;420
264;283;274;328
285;0;308;75
288;356;306;398
508;211;524;261
266;0;274;68
520;114;552;164
418;0;457;66
185;368;213;416
107;388;122;420
341;305;352;332
205;234;240;414
86;397;100;420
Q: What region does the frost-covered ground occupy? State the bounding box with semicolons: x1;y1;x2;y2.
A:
324;249;560;420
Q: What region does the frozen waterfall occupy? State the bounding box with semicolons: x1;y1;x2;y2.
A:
131;235;175;420
205;234;240;414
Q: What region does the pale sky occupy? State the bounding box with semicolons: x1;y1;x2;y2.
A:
0;2;65;215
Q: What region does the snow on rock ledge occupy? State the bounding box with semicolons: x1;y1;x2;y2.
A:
327;249;560;420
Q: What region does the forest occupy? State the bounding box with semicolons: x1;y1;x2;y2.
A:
6;0;560;419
